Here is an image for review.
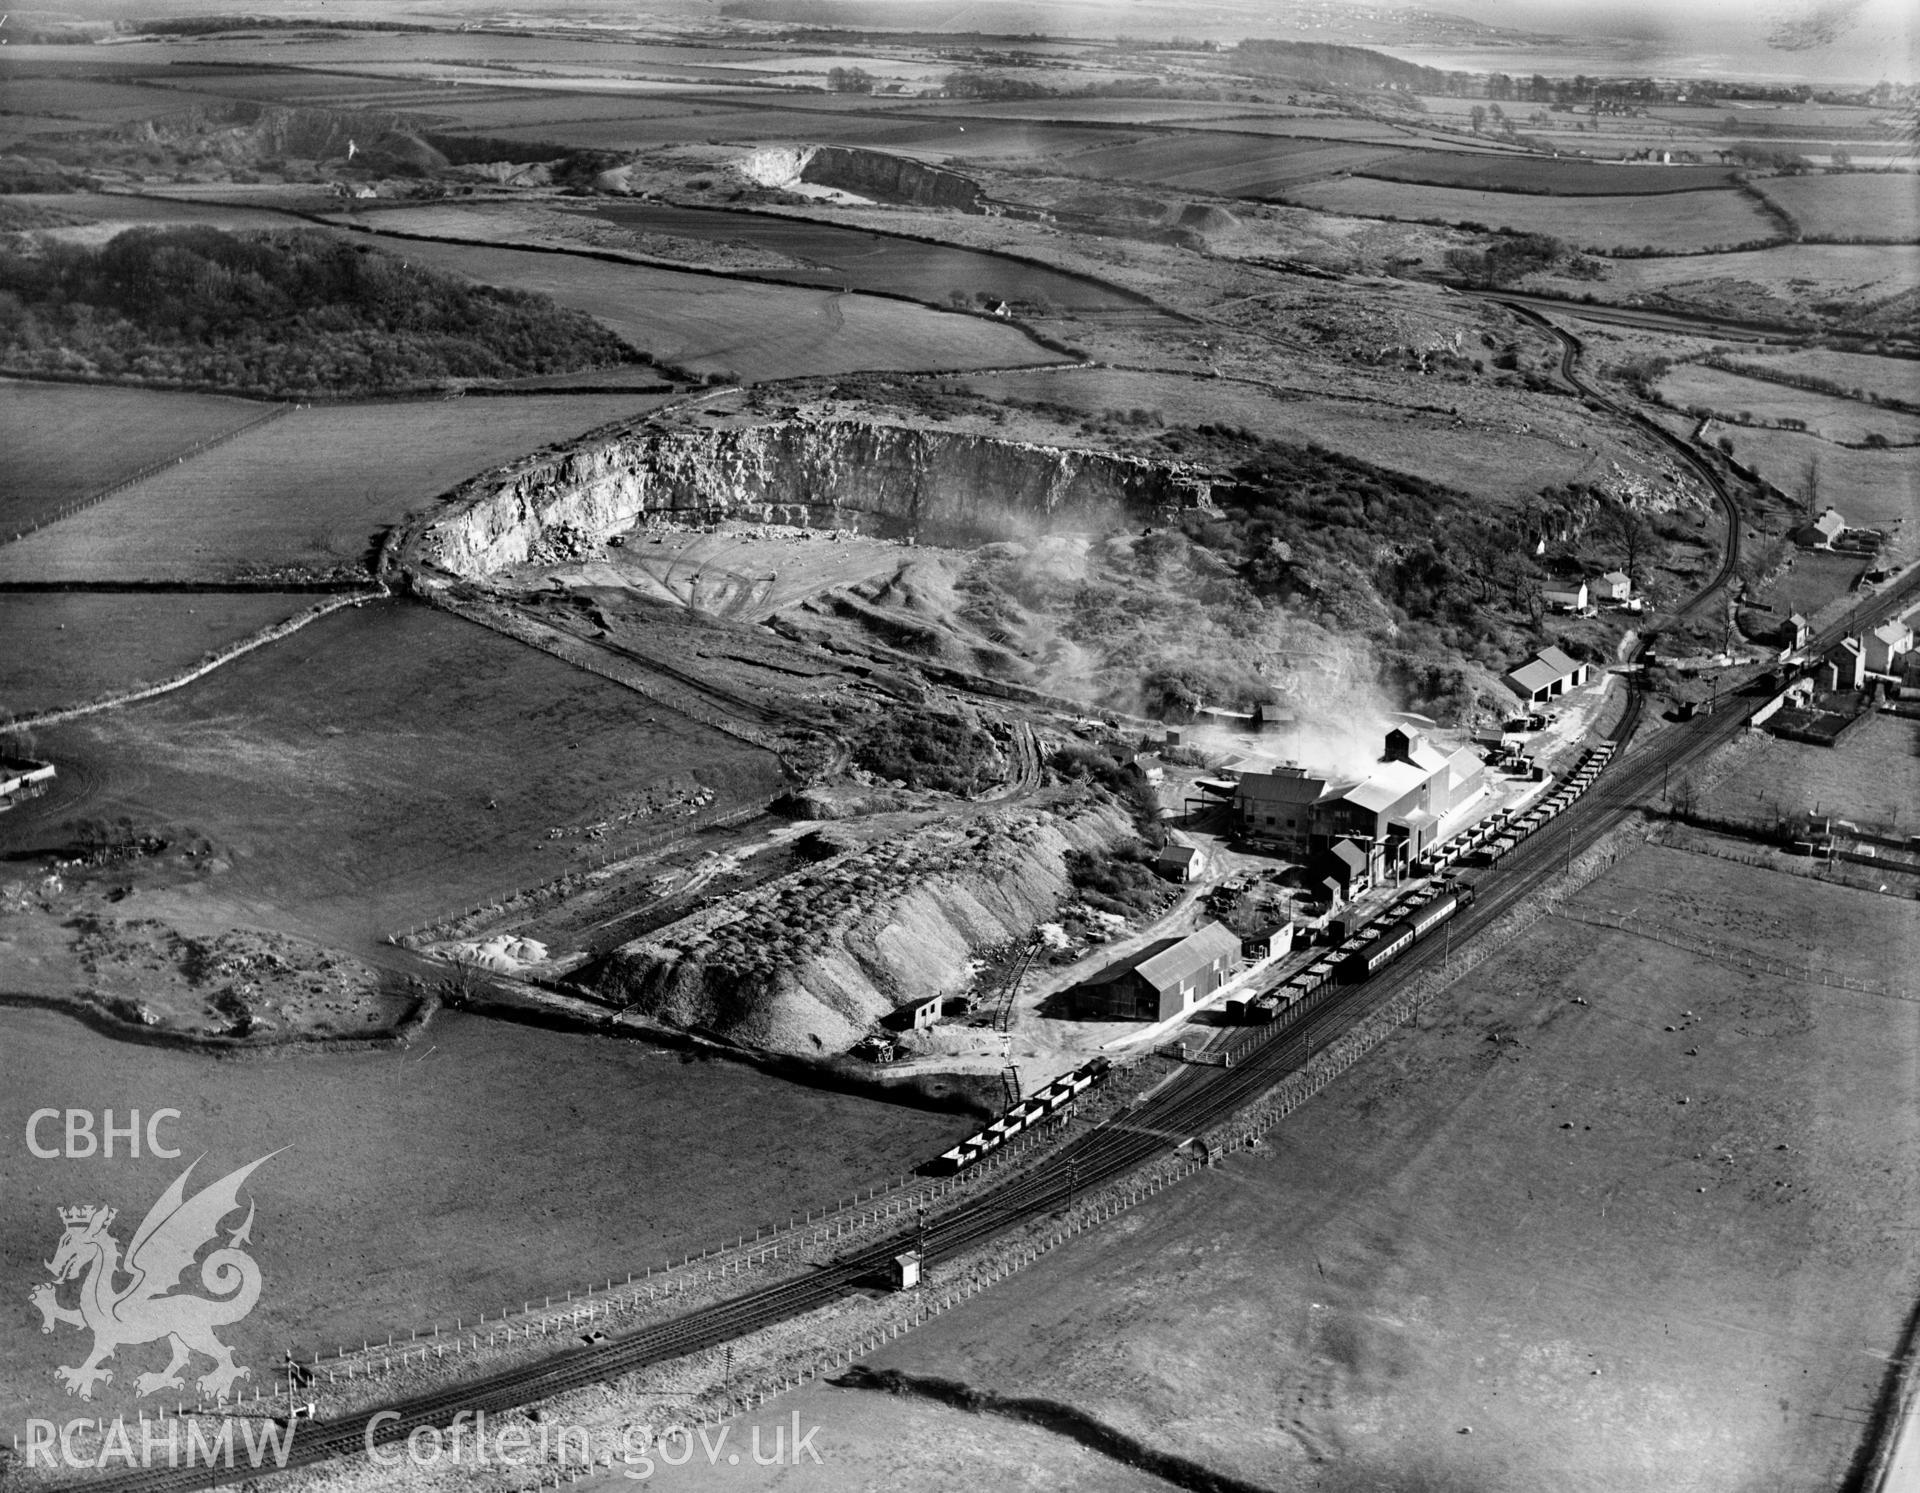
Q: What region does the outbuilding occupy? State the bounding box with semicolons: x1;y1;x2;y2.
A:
1503;646;1591;704
1542;580;1590;613
1596;570;1633;603
1155;843;1204;883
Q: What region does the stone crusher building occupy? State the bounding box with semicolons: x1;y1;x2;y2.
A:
1071;922;1243;1022
1234;729;1487;875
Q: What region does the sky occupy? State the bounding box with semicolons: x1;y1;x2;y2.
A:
1404;0;1918;85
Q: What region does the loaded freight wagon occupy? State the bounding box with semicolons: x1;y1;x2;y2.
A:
925;1056;1113;1175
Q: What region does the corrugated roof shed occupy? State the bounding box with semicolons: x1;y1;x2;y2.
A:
1134;922;1241;994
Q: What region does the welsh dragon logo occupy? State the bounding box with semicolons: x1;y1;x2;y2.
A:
29;1152;280;1403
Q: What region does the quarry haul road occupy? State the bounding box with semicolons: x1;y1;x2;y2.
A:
74;566;1920;1493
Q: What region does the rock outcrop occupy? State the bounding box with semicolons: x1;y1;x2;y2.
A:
592;801;1131;1054
741;145;984;211
421;418;1210;578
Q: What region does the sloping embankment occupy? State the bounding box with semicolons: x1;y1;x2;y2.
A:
419;417;1208;579
591;801;1131;1055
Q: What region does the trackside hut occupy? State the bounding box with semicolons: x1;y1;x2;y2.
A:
1071;922;1243;1022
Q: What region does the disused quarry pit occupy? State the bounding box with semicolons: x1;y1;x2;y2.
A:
416;415;1212;580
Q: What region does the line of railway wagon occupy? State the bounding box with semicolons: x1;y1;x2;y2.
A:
1225;741;1616;1024
927;1056;1113;1175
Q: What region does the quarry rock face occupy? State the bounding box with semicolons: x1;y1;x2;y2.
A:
423;419;1206;577
593;802;1132;1055
801;146;984;211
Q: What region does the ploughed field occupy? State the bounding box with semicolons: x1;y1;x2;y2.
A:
0;394;672;583
859;845;1920;1492
0;1004;964;1432
0;602;783;947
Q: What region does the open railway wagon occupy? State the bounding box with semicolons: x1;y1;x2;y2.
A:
924;1056;1113;1175
1460;741;1615;868
1334;884;1476;984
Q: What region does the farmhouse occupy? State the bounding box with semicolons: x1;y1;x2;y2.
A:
1795;506;1848;549
1070;922;1243;1022
1504;646;1591;704
1596;570;1633;603
1865;619;1913;675
1542;580;1589;613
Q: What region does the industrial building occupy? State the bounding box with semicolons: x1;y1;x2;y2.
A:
1071;922;1243;1022
1233;728;1487;876
1503;646;1591;704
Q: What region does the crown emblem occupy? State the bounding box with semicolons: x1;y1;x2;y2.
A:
59;1205;113;1229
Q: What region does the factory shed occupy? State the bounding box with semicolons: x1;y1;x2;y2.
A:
1071;922;1242;1022
1504;646;1590;704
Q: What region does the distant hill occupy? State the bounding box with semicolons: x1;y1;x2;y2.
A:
1228;38;1457;92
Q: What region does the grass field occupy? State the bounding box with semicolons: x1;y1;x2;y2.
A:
1703;710;1920;830
865;844;1920;1492
1748;547;1870;623
1360;150;1736;195
0;379;269;537
1730;348;1920;407
0;1003;963;1430
0;393;671;582
352;236;1059;382
1752;172;1920;242
1525;242;1920;327
1283;176;1779;251
0;601;783;945
1052;134;1403;197
963;365;1624;500
1718;425;1918;535
0;591;321;717
1659;364;1920;444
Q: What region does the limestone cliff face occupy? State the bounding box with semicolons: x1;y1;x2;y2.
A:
801;147;984;212
422;419;1206;578
592;802;1130;1055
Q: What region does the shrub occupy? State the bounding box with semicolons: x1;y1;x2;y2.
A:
853;708;997;796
